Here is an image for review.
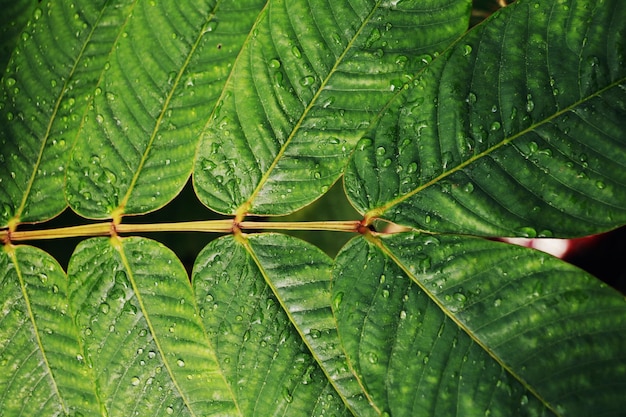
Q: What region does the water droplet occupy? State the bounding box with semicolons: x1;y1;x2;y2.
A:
462;44;472;56
357;137;373;151
269;59;281;68
466;92;477;104
399;310;407;319
333;292;343;311
453;292;467;303
526;94;535;112
291;45;302;58
131;376;140;386
300;75;315;86
395;55;408;66
166;406;174;415
376;146;386;156
96;114;104;124
490;121;501;131
463;182;474;193
493;298;502;307
365;28;381;47
516;227;537;238
33;8;42;20
99;302;110;314
595;180;606;189
368;352;378;364
177;359;185;367
309;329;321;339
205;20;218;33
406;162;418;174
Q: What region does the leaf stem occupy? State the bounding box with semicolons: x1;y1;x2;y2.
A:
2;219;362;242
239;220;360;233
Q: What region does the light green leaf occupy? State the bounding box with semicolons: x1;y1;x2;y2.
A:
193;0;471;215
67;237;237;416
333;232;626;416
192;234;364;416
0;0;113;226
345;0;626;237
65;0;268;219
0;245;101;416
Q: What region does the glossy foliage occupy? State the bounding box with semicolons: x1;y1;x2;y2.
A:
1;0;626;416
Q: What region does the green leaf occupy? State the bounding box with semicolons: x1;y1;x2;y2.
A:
65;0;268;219
0;0;37;73
192;235;352;416
67;236;237;416
333;232;626;416
0;0;113;226
193;0;472;215
244;233;382;415
345;0;626;237
0;245;101;416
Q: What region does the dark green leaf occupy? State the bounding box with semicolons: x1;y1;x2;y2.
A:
333;232;626;416
192;235;352;416
193;0;471;215
345;0;626;237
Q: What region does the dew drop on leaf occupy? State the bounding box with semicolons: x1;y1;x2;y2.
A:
357;137;373;151
526;94;535;112
282;387;293;403
205;20;218;33
177;359;185;367
453;292;467;303
332;291;343;311
300;75;315;86
516;226;537;238
269;59;281;68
